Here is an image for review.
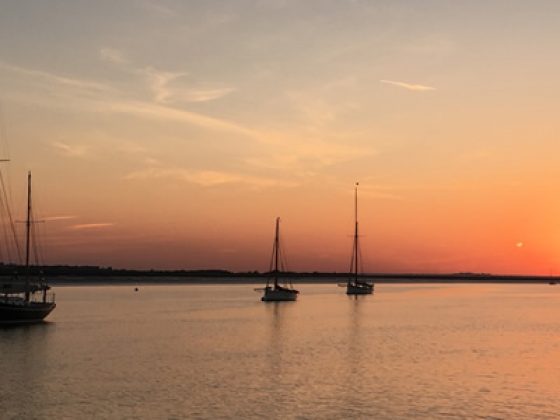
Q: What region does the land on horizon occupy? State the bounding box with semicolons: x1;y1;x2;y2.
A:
0;263;558;285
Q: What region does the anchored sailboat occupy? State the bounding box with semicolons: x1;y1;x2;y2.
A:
259;217;299;302
0;172;56;324
346;183;374;295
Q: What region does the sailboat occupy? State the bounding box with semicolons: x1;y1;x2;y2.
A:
0;172;56;324
259;217;299;302
346;183;374;295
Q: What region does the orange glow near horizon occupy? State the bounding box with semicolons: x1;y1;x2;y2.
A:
1;2;560;274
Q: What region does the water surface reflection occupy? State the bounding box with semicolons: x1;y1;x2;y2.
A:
2;284;560;419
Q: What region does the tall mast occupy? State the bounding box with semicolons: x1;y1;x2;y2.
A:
274;217;280;288
24;171;31;301
354;182;359;283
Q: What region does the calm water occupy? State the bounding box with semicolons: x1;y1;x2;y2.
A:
2;283;560;419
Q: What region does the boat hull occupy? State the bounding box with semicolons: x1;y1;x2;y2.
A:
261;287;299;302
0;301;56;325
346;282;374;295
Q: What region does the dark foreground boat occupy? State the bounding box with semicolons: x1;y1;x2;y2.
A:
256;217;299;302
345;182;374;295
0;172;56;325
0;295;56;324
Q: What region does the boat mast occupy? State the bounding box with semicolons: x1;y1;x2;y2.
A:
354;182;359;284
274;217;280;288
24;171;31;301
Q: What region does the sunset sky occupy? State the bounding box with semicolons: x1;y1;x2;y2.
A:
0;1;559;273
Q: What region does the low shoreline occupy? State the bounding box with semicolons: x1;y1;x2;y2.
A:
46;274;560;286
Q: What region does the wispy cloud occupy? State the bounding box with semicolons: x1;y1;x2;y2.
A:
51;141;89;157
44;215;77;221
141;67;235;104
98;52;235;104
3;60;373;176
142;67;188;103
180;87;236;103
103;100;259;139
245;136;376;175
0;61;112;94
380;80;436;91
70;223;115;230
142;1;177;17
124;167;296;188
116;141;149;155
2;60;245;140
99;47;128;64
403;36;455;55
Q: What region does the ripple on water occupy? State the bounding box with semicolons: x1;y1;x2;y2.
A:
2;283;560;418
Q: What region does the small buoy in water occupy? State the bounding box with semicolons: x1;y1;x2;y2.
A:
134;287;139;292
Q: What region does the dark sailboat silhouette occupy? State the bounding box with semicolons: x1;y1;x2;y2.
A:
258;217;299;302
0;172;56;324
345;183;374;295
